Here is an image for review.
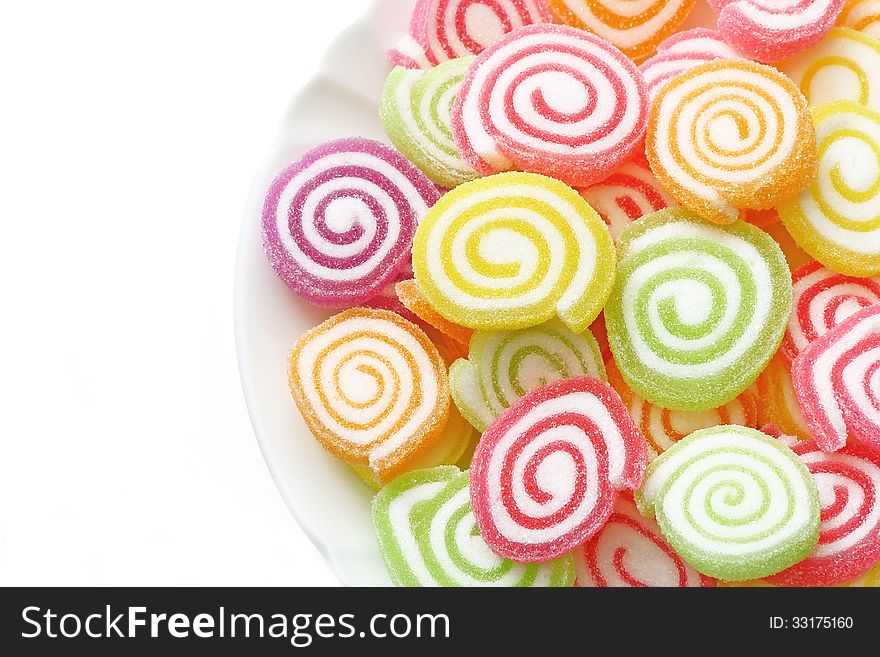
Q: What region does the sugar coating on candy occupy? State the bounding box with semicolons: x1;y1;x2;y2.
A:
756;354;813;440
636;425;820;582
470;376;647;562
452;24;649;187
647;59;818;225
574;493;715;587
412;172;616;333
710;0;845;63
396;279;473;346
547;0;697;62
783;261;880;364
793;304;880;452
579;158;676;242
847;561;880;585
372;467;576;587
381;57;480;189
639;28;740;97
764;221;814;271
778;101;880;277
450;319;606;431
782;27;880;110
606;209;793;412
288;308;450;484
764;438;880;586
262;138;440;307
839;0;880;38
606;360;759;461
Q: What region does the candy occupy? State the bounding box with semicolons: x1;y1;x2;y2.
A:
373;467;576;586
847;561;880;585
778;102;880;277
606;360;759;461
605;209;793;411
782;261;880;364
765;438;880;587
647;59;817;225
792;304;880;452
262;138;440;307
839;0;880;38
381;57;480;189
412;172;616;333
709;0;845;63
781;27;880;110
764;221;814;271
755;354;814;440
396;279;473;346
636;426;820;581
452;24;649;187
574;494;715;587
579;158;676;241
450;319;606;431
546;0;697;62
288;308;450;484
470;376;647;562
639;28;739;97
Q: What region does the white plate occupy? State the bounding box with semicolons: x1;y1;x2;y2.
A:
234;0;719;586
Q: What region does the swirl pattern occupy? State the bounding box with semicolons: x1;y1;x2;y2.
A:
450;319;606;431
452;24;649;187
381;57;479;188
636;426;820;582
639;28;739;98
574;494;715;587
793;304;880;452
605;209;793;412
839;0;880;38
288;308;450;484
470;376;647;562
262;138;440;307
647;59;817;224
412;172;616;333
778;101;880;277
547;0;697;62
765;439;880;586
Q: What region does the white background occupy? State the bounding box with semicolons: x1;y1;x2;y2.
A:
0;1;376;585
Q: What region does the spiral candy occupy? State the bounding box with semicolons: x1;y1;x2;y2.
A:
783;261;880;364
381;57;480;189
262;138;440;307
412;172;616;333
765;439;880;587
470;376;647;562
547;0;697;62
452;24;649;187
605;209;793;411
778;102;880;277
839;0;880;38
449;319;606;431
288;308;450;484
647;59;818;225
793;304;880;452
636;426;820;581
574;494;715;587
709;0;845;63
639;28;739;97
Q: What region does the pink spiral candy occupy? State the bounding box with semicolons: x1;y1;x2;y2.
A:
640;28;740;97
452;24;649;188
783;261;880;365
766;438;880;586
710;0;845;63
470;376;648;562
262;139;440;307
574;494;715;587
793;304;880;452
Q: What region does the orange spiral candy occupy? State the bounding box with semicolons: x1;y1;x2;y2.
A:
647;59;818;224
288;308;450;485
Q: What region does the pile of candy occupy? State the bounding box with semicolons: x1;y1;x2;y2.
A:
261;0;880;586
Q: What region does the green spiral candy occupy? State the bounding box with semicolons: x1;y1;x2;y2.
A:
450;320;606;431
636;426;820;582
606;208;792;411
381;57;479;188
372;467;575;587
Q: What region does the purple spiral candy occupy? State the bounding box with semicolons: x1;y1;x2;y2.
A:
262;138;441;307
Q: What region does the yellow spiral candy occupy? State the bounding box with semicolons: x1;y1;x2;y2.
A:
647;59;818;224
412;172;616;333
